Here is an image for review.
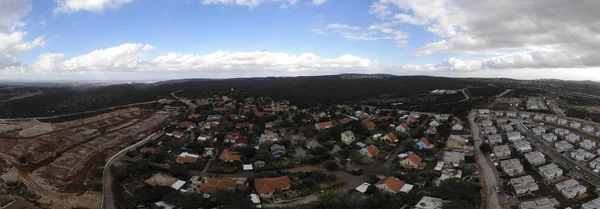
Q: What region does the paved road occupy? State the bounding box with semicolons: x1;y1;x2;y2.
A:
513;119;600;187
496;89;513;98
101;131;164;209
469;112;504;209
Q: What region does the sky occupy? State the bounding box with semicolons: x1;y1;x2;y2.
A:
1;0;600;81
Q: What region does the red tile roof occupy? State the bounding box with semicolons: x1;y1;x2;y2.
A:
188;114;201;119
316;121;334;129
254;176;291;194
376;177;405;193
364;121;376;130
420;138;431;147
400;123;409;130
140;147;157;153
199;178;238;194
219;149;241;162
235;138;248;144
385;133;398;141
255;112;265;117
365;145;380;157
404;154;422;168
179;121;194;128
170;131;184;137
176;156;198;164
342;118;354;124
213;107;227;112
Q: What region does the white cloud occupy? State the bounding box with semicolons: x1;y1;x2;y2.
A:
0;31;46;69
0;0;31;32
325;23;361;31
61;43;155;71
312;0;326;5
200;0;322;8
393;13;429;25
314;22;409;47
53;0;135;14
369;2;391;18
33;53;65;71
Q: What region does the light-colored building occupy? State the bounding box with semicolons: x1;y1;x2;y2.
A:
565;133;580;143
580;139;597;151
545;116;557;123
582;197;600;209
484;126;498;134
510;175;539;195
443;151;465;167
532;126;546;135
446;135;468;150
451;122;464;131
361;145;380;158
415;196;446;209
493;145;512;159
488;134;503;145
501;124;514;132
514;141;532;153
436;169;462;186
524;151;546;166
507;131;524;142
519;113;531;119
478;109;491;115
589;157;600;170
570;148;596;161
500;158;524;177
542;133;557;143
557;118;568;125
519;198;559;209
583;126;595;133
555;179;586;199
506;112;518;118
340;130;356;145
259;130;279;144
481;119;494;127
538;163;563;180
555;140;574;153
570;122;582;129
399;153;423;169
375;177;413;194
554;128;570;136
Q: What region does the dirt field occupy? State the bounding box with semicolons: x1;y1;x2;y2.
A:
0;108;172;209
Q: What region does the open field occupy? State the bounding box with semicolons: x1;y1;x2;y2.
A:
0;107;172;209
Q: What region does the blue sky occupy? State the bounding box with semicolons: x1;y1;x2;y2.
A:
2;0;600;81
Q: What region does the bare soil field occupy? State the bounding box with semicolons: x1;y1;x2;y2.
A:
0;107;172;209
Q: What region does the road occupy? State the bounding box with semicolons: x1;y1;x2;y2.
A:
469;112;504;209
171;90;197;110
101;131;164;209
513;119;600;186
496;89;513;98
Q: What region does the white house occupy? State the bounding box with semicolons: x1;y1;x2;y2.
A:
538;163;563;180
583;126;595;133
555;141;574;153
596;130;600;137
259;130;279;144
510;175;539;195
589;157;600;170
570;122;582;129
478;109;490;115
555;179;586;199
520;198;559;209
340;130;356;145
429;120;441;127
570;148;596;161
451;122;464;131
396;123;410;132
514;141;532;153
493;145;511;159
507;131;524;142
545;116;557;123
484;126;498;134
415;196;446;209
557;118;568;125
197;134;213;142
443;151;465;167
580;139;597;151
488;134;503;145
481;119;494;127
434;114;450;122
565;133;580;143
494;111;505;117
582;197;600;209
532;126;546;135
554;128;570;136
542;133;557;143
500;159;524;177
519;113;531;119
524;151;546;166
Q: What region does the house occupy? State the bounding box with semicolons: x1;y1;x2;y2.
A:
197;134;213;142
415;196;446;209
234;138;248;147
506;112;518;118
580;139;597;150
144;173;185;190
382;133;399;143
396;123;410;132
363;121;376;131
596;130;600;136
513;141;532;153
582;197;600;209
203;122;219;130
167;131;184;139
542;133;557;143
189;177;237;195
424;127;437;135
417;138;434;150
500;159;524;177
501;124;514;132
446;135;468;150
494;111;505;116
583;126;595;133
590;157;600;169
219;149;242;162
375;177;414;193
305;140;322;149
140;147;157;154
533;114;544;120
493;145;512;159
202;148;216;158
399;153;422;169
524;151;546;166
254;176;291;199
265;122;274;129
488;134;503;145
434;114;450;121
555;140;574;153
554;128;570;136
436;169;462;186
270;144;287;155
451;122;464;131
570;122;582;129
341;130;356;145
259;130;279;144
176;152;200;164
155;201;176;209
443;151;465;167
207;115;222;121
570;148;596;161
481;126;497;135
341;117;355;124
519;113;531;119
507;131;523;142
355;142;367;148
361;145;380;158
539;163;563;180
532;126;545;135
565;133;580;143
478;109;490;115
235;122;250;129
429;120;441;127
254;161;266;168
557;118;568;125
355;182;371;194
555;179;586;199
481;119;494;127
229;114;240;120
315;121;334;130
179;121;195;130
510;175;539;195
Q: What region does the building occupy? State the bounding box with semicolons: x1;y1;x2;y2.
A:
452;122;464;131
545;116;557;123
510;175;539;195
399;153;422;169
446;135;468;150
507;131;524;142
396;123;410;132
434;114;450;121
381;133;399;143
555;140;574;153
363;121;376;130
481;119;494;127
570;122;582;129
590;157;600;170
565;133;581;143
583;126;595;133
361;145;380;158
259;130;279;144
555;179;586;199
520;113;532;119
144;173;186;190
197;134;213;142
429;120;441;127
315;121;334;130
554;128;570;136
176;152;200;164
493;145;512;159
375;177;414;194
478;109;491;115
524;151;546;166
519;198;559;209
484;126;498;134
254;176;291;199
415;196;446;209
488;134;503;145
340;130;356;145
443;151;465;167
557;118;568;125
270;144;287;155
532;126;546;135
580;139;597;151
167;131;184;139
436;169;462;186
506;112;518;118
514;141;532;153
538;163;563;180
500;159;524;177
219;149;242;163
570;148;596;161
542;133;557;143
582;197;600;209
501;124;514;132
189;177;237;195
417;138;434;150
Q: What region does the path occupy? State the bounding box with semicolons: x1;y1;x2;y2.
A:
262;194;319;208
496;89;513;98
171;90;197;110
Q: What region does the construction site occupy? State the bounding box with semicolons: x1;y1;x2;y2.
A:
0;107;173;209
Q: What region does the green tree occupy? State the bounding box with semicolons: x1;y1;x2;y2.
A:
479;142;492;154
324;161;339;171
